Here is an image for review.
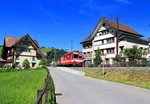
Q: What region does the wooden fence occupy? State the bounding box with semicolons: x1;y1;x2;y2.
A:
34;68;56;104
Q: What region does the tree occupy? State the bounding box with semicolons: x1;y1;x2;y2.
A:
124;46;143;61
22;59;30;69
94;49;102;66
47;48;67;63
39;58;47;65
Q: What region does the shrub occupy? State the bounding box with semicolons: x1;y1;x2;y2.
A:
39;58;47;66
22;59;30;69
88;62;94;67
4;65;13;72
94;48;102;66
41;65;47;69
35;67;41;70
12;62;17;69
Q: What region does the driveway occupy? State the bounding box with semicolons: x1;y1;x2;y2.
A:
48;67;150;104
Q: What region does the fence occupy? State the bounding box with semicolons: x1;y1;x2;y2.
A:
113;61;150;67
34;68;56;104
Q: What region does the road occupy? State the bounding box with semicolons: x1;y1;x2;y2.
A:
48;67;150;104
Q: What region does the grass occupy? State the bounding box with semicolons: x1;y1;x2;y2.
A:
0;69;47;104
79;68;150;90
41;48;52;53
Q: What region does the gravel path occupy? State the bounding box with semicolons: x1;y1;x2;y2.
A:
48;67;150;104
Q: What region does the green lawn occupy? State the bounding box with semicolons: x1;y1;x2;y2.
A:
0;69;47;104
79;68;150;89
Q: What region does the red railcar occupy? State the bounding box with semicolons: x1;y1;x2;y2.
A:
58;51;84;66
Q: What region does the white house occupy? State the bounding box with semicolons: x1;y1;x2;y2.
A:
147;38;150;60
81;18;149;65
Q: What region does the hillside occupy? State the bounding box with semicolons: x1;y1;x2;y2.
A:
40;47;52;53
41;47;67;63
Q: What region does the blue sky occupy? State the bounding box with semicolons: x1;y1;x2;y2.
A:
0;0;150;51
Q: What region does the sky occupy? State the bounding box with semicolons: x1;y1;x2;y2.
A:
0;0;150;51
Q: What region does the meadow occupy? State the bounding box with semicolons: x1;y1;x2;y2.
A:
0;69;47;104
79;68;150;89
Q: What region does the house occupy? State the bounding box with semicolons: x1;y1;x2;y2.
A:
2;34;44;68
147;37;150;61
81;18;149;65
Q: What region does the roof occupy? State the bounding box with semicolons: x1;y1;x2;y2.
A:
81;18;142;44
103;18;141;35
5;34;39;47
4;34;44;57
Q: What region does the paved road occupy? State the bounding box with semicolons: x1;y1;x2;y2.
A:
48;67;150;104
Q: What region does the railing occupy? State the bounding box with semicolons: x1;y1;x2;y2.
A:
34;69;56;104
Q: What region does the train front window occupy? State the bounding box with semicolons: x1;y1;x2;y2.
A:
73;54;78;58
79;55;83;59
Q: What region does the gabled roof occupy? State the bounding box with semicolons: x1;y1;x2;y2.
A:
4;34;39;48
81;18;143;44
4;34;43;57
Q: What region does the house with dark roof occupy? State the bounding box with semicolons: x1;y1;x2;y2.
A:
2;34;44;68
81;18;149;65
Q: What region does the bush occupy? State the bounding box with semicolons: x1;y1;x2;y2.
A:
88;62;94;67
22;59;30;69
41;65;47;69
4;65;13;72
12;63;17;69
39;58;47;66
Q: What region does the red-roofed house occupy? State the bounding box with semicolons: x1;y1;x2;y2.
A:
81;18;149;65
2;34;44;68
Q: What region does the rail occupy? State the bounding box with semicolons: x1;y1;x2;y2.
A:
34;68;56;104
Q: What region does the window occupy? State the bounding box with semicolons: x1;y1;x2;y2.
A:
102;23;105;27
107;48;114;54
22;41;29;45
32;57;36;61
101;40;104;44
73;54;78;58
20;48;30;52
79;55;83;59
106;38;114;44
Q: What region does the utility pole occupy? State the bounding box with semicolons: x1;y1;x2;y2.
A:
71;40;73;52
116;16;119;57
54;48;56;62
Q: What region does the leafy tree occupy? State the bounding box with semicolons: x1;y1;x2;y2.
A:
22;59;30;69
124;46;143;61
39;58;47;65
115;55;122;62
94;49;102;66
47;48;67;63
0;46;3;58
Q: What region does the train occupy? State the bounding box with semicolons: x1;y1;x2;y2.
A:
57;51;84;66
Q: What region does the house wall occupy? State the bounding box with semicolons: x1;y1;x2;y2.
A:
82;23;149;65
13;38;41;68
